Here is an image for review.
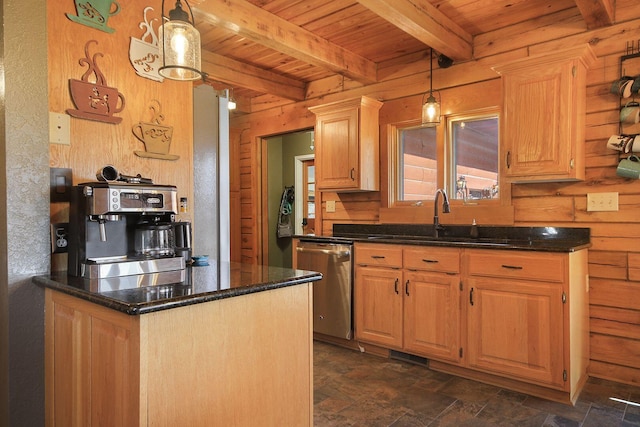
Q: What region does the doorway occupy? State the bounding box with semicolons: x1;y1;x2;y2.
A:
294;155;315;236
264;130;314;268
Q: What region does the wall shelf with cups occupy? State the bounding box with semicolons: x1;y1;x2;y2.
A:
608;42;640;178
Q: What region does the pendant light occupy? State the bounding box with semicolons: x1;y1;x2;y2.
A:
158;0;203;81
422;48;441;126
227;88;237;110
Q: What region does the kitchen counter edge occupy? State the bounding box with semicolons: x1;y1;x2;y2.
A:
33;263;322;316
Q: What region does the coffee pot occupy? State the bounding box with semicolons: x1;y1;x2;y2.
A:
67;181;185;278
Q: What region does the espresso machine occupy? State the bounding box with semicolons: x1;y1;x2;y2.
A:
68;181;189;280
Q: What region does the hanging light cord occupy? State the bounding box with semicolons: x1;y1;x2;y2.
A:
429;48;434;96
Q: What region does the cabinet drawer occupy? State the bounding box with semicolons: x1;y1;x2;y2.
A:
355;244;402;268
466;250;564;282
404;247;460;273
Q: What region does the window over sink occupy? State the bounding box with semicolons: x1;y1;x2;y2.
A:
390;108;502;207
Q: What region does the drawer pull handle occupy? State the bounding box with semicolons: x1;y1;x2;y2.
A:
405;280;410;296
371;255;385;259
422;258;438;263
501;264;523;270
394;278;399;294
470;287;474;306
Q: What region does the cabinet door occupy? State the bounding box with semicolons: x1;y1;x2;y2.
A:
48;298;92;427
315;107;359;190
466;277;565;389
354;266;403;348
403;270;461;363
502;61;575;179
496;45;595;182
46;290;139;427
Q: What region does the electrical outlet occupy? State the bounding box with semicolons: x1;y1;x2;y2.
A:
587;192;619;212
51;223;69;253
326;200;336;213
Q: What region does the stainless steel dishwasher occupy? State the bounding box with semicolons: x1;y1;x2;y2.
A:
295;238;353;340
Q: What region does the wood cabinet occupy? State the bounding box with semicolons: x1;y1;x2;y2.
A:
309;96;383;192
403;247;461;363
465;251;566;388
45;283;314;426
355;242;589;404
354;243;462;363
354;244;403;348
493;45;596;182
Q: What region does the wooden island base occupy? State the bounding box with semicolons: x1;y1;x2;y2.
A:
45;283;313;426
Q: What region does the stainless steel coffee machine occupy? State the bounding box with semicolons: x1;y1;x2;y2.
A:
68;181;188;279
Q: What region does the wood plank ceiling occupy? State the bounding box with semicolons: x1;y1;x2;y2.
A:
189;0;614;111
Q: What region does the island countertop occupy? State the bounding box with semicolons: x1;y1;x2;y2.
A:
33;261;322;315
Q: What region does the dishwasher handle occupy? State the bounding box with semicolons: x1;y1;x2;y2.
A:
296;245;351;257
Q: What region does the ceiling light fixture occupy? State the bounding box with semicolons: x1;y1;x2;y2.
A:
422;48;441;127
158;0;204;81
227;88;237;110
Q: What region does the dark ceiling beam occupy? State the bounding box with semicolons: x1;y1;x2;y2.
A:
356;0;473;62
573;0;615;29
200;51;306;102
193;0;378;84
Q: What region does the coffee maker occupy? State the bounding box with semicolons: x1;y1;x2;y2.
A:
68;181;188;279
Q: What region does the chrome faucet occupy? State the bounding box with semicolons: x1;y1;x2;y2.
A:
433;188;450;238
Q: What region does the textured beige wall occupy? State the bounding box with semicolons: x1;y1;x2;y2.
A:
3;0;49;425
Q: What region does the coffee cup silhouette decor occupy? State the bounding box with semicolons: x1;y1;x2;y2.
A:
66;0;121;34
67;40;125;124
133;100;179;161
129;7;164;82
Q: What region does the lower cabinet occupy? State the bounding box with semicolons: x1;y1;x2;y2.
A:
354;244;403;348
354;242;589;404
45;284;314;426
354;244;461;363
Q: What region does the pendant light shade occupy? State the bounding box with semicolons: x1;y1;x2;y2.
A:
422;48;441;126
158;0;203;81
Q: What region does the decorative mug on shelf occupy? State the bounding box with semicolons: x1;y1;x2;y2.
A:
617;155;640;179
620;101;640;124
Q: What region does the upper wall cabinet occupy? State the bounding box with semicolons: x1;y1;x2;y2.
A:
493;45;597;183
309;96;383;192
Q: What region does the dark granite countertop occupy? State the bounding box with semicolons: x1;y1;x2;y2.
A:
296;224;591;252
32;261;322;315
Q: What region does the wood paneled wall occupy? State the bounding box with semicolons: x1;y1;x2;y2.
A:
230;0;640;386
48;0;198;269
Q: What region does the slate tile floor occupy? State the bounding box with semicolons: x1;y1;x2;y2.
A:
313;341;640;426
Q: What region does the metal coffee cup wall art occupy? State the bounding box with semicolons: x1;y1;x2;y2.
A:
129;6;164;82
66;0;121;34
67;40;125;124
133;99;179;161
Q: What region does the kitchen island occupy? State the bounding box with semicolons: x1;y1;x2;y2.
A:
33;262;322;427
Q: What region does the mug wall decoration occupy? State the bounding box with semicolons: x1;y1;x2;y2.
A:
66;0;121;33
66;40;125;124
129;6;164;82
133;99;179;161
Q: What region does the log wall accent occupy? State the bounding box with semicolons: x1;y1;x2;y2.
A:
230;0;640;385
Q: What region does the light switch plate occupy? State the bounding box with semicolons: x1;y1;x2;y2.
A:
50;167;73;203
587;192;619;212
49;112;70;145
326;200;336;213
